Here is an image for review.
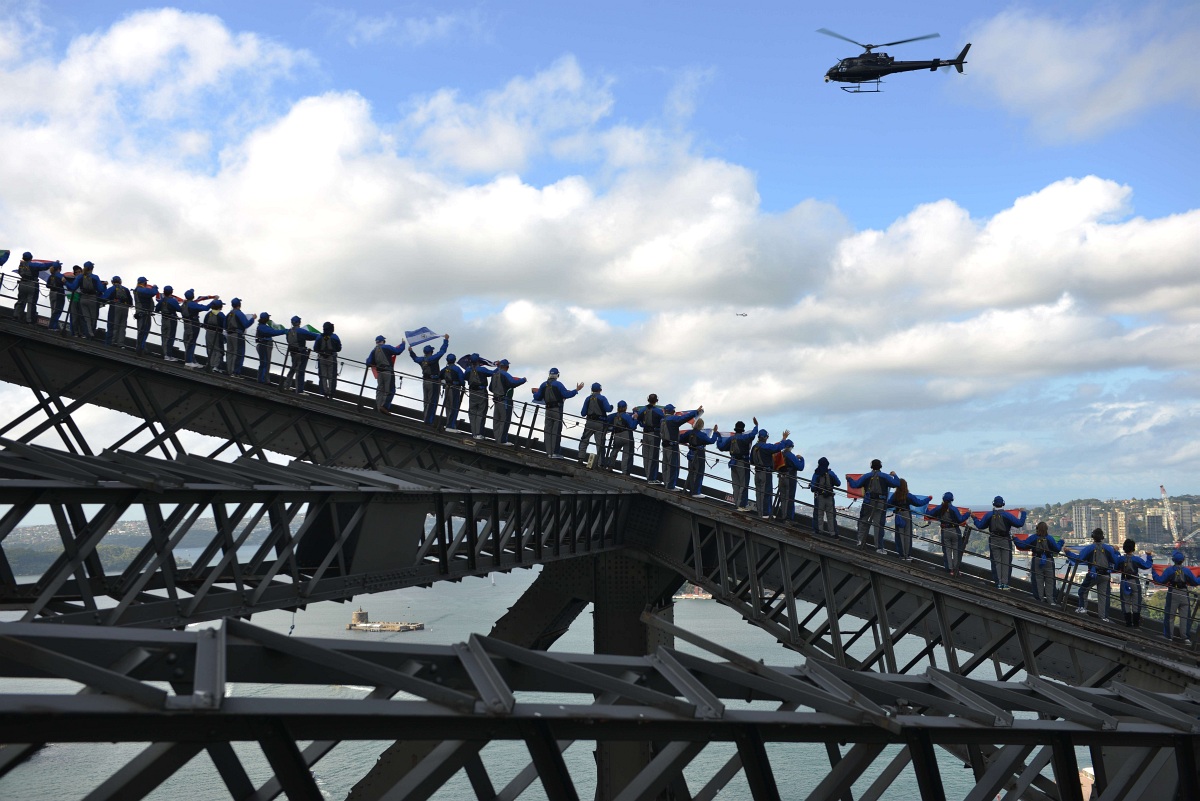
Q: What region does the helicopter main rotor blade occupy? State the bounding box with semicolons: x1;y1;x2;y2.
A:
876;32;941;48
815;28;868;49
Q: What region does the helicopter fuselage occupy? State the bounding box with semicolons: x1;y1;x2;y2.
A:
824;43;970;86
825;55;936;82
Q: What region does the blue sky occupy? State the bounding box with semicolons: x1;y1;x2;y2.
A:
1;1;1198;506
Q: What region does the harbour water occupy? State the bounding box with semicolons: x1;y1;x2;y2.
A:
1;565;1028;799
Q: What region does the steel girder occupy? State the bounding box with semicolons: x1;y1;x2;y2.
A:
0;621;1198;801
629;511;1200;692
0;442;628;627
0;326;570;476
3;318;1199;691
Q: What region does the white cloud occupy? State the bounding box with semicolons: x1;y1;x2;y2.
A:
402;55;615;173
1;7;1199;504
967;6;1200;140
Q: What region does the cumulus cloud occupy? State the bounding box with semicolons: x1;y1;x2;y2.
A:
1;7;1199;504
967;6;1200;139
402;55;615;173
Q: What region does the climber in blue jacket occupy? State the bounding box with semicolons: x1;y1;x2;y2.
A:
254;313;288;383
604;401;640;474
887;480;931;559
156;287;183;360
974;497;1028;590
750;430;786;518
716;419;758;511
638;396;666;483
439;354;466;431
810;457;842;537
681;419;721;496
577;383;613;464
132;277;159;355
365;335;407;412
1115;539;1153;627
660;404;702;490
223;298;255;377
773;440;805;522
464;354;496;438
849;461;901;550
489;359;527;444
182;290;218;367
929;493;970;574
1067;529;1121;621
1152;551;1199;644
1014;523;1064;604
410;336;450;425
532;368;584;458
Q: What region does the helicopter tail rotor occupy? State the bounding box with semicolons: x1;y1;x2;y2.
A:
952;43;971;73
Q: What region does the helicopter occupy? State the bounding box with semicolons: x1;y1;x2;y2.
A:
818;29;970;93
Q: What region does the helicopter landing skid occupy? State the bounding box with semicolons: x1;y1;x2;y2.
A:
840;81;882;93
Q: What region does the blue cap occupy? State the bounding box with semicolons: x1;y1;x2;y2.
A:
498;358;510;367
111;276;121;283
259;312;270;320
22;251;32;260
211;299;223;308
471;353;480;361
231;297;241;306
291;316;301;325
780;439;793;449
83;261;94;268
943;492;954;502
758;430;769;438
993;496;1005;507
591;382;601;391
423;344;434;353
549;367;559;376
1174;550;1185;562
447;353;456;362
664;403;675;413
375;335;386;342
163;285;172;293
617;400;627;408
137;276;147;284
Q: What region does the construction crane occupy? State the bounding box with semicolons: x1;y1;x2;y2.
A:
1160;485;1181;546
1160;484;1200;555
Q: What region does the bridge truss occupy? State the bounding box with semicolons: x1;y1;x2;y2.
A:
0;441;628;628
3;312;1200;799
0;619;1197;801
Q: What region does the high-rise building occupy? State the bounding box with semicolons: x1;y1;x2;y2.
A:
1071;504;1101;544
1145;508;1168;543
1174;501;1192;532
1114;508;1127;542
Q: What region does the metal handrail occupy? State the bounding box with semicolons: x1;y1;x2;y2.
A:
2;270;1196;639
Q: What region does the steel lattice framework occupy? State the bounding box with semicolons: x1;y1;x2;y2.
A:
4;312;1200;799
1;319;1199;687
628;511;1200;692
0;441;628;628
1;619;1199;801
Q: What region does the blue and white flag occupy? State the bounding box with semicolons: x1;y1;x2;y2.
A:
404;326;441;349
